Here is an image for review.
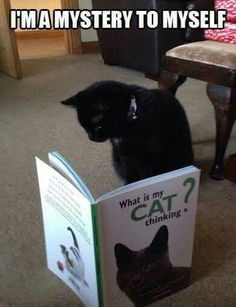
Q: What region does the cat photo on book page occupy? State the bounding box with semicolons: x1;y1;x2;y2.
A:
114;225;190;306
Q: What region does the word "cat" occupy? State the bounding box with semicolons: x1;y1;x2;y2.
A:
131;194;177;221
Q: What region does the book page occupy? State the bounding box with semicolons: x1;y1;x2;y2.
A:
96;167;200;307
48;151;94;203
36;158;98;307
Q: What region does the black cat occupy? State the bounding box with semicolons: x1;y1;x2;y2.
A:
114;225;190;306
61;81;193;184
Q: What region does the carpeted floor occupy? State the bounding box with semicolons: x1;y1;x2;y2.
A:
0;53;235;306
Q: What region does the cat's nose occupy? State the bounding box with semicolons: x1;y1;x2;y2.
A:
94;126;102;138
90;126;102;139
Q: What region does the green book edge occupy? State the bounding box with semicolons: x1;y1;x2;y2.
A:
91;205;104;307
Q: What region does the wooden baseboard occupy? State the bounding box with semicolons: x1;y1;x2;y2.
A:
81;41;100;53
16;30;64;40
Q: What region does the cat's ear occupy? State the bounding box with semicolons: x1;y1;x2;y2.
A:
60;96;77;108
149;225;169;255
60;244;66;254
67;227;79;249
114;243;134;269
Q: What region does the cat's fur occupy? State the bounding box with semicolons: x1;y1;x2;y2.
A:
60;227;88;290
114;225;190;306
61;81;193;184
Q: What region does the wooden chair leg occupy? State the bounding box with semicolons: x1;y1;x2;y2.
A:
158;71;187;96
207;84;236;180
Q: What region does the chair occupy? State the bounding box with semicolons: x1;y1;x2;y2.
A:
162;41;236;180
92;0;236;180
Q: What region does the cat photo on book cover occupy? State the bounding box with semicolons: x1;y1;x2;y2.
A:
57;227;89;291
114;225;190;306
61;81;193;184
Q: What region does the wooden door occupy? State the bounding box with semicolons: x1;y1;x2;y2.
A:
0;0;22;78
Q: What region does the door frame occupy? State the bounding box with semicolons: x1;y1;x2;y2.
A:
61;0;82;54
0;0;22;78
2;0;83;78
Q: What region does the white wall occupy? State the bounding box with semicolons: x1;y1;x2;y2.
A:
79;0;98;42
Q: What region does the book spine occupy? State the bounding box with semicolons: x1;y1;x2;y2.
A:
91;205;104;307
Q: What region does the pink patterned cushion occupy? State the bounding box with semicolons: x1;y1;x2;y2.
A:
205;22;236;44
215;0;236;22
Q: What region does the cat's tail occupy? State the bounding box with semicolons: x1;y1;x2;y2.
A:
67;227;79;249
166;75;187;96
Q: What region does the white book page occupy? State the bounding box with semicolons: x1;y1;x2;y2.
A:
36;157;98;307
48;151;94;203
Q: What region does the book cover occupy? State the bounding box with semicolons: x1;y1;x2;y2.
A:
96;167;200;306
36;152;200;307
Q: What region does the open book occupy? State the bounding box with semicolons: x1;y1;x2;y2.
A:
36;151;200;307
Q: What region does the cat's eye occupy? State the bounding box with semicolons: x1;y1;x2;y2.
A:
146;260;155;269
100;100;110;110
91;114;103;126
92;101;110;112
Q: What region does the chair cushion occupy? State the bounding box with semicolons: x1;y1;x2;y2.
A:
205;22;236;44
166;41;236;69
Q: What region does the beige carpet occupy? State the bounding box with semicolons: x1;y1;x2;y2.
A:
0;54;235;306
